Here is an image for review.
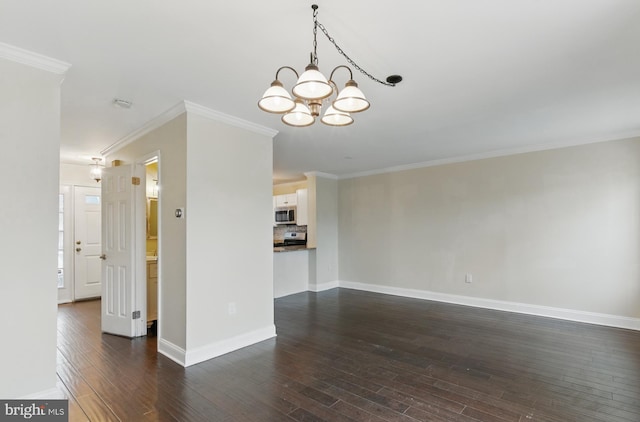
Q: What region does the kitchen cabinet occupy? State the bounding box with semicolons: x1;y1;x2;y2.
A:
275;193;297;207
147;260;158;326
296;188;308;226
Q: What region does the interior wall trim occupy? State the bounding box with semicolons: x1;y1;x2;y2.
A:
338;280;640;332
100;102;186;156
184;325;277;367
309;281;339;292
0;41;71;74
304;171;339;180
338;134;640;180
101;100;279;157
183;100;278;138
158;338;187;367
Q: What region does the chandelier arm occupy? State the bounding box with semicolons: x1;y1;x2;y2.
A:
275;66;299;80
315;19;396;87
328;65;354;83
327;79;339;101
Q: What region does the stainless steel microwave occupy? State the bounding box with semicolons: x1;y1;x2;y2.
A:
275;206;296;225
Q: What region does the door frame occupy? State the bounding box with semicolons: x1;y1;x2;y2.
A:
134;151;161;339
58;185;73;304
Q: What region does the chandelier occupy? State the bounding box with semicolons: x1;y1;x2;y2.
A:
89;157;104;183
258;4;402;127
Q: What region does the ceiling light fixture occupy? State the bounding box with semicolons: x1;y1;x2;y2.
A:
89;157;104;182
258;4;401;127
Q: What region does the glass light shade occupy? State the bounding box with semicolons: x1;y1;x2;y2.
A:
292;64;333;100
282;100;315;127
321;106;353;126
258;81;295;113
89;159;103;182
332;80;370;113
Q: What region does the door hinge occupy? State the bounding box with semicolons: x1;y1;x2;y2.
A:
132;177;141;186
132;310;141;320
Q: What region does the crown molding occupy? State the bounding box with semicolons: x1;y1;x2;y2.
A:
183;100;278;138
102;100;278;157
273;179;307;188
304;171;339;180
101;102;186;156
0;42;70;74
338;132;640;180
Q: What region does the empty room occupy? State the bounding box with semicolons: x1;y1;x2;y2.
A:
1;1;639;421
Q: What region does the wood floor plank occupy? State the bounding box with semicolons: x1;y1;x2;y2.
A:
56;375;90;422
56;290;640;421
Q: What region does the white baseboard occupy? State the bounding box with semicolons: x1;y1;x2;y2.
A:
21;387;64;399
158;338;186;367
184;325;277;367
275;288;307;299
339;280;640;331
309;281;340;292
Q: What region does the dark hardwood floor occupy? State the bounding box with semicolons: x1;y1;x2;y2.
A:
57;289;640;421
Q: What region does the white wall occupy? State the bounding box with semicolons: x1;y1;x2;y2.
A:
60;162;100;186
105;104;276;366
313;175;339;289
274;250;310;298
0;55;67;397
105;114;188;350
339;137;640;320
184;112;275;364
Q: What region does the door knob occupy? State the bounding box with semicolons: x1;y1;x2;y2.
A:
75;247;82;252
99;254;107;260
76;240;81;245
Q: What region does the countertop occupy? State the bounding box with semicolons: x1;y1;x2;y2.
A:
273;245;315;253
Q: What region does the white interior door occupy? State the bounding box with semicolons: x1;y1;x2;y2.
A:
101;165;137;337
73;186;102;299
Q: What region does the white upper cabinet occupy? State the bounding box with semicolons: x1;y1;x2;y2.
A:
275;193;297;207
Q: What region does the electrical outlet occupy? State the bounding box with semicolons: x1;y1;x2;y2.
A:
465;273;473;284
228;302;237;315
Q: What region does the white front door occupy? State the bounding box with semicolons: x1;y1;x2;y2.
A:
73;186;102;299
101;165;137;337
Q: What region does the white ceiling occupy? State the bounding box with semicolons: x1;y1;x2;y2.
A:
2;0;639;183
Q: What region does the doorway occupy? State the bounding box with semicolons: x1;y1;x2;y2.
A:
144;158;159;337
99;155;161;339
57;185;102;303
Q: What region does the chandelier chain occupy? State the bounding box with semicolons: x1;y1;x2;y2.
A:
314;16;395;87
312;6;319;65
